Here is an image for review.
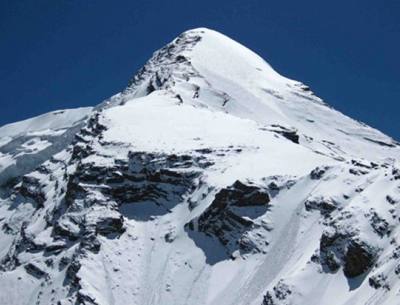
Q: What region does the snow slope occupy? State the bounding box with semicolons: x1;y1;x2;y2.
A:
0;28;399;305
0;107;92;185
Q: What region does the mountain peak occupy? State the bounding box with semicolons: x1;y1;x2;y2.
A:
122;26;285;98
101;28;399;162
1;28;400;305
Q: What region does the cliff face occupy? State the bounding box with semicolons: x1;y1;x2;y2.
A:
0;28;399;305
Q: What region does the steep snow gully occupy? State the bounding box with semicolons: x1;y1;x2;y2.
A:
0;28;399;305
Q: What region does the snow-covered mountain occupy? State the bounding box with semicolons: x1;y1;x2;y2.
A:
1;28;399;305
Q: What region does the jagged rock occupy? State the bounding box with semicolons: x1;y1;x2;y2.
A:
262;280;293;305
263;176;296;198
80;234;101;253
164;230;176;243
319;231;345;272
304;196;338;217
53;219;81;241
349;167;369;176
363;137;396;148
343;240;376;278
351;159;374;169
262;292;275;305
369;273;390;290
319;230;377;278
273;281;292;300
45;242;66;254
95;215;125;235
16;175;46;207
395;265;400;276
386;195;398;205
65;258;82;286
125;29;203;96
59;256;72;271
393;168;400;180
310;166;329;180
213;180;270;207
24;263;48;279
392;245;400;259
263;125;299;144
369;210;391;237
188;180;270;254
77;291;99;305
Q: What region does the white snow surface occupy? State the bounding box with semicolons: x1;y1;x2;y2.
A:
0;28;399;305
0;107;92;138
0;107;92;184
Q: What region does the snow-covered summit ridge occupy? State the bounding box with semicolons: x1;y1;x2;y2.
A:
111;27;299;102
126;27;288;91
101;27;399;162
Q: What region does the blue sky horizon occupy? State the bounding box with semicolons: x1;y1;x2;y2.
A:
1;1;399;139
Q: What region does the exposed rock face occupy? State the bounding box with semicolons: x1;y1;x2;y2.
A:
188;180;270;257
369;273;390;291
126;31;202;95
262;280;294;305
309;166;329;180
0;107;213;304
262;125;300;144
318;224;378;279
343;240;377;278
304;196;338;217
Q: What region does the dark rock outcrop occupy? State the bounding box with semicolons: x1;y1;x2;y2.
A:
262;280;293;305
319;230;377;278
304;196;338;217
188;180;270;255
310;166;329;180
343;240;376;278
261;125;299;144
369;273;390;290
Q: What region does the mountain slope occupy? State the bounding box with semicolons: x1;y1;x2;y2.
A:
0;28;399;305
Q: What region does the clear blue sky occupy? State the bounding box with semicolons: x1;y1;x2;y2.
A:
1;1;399;139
